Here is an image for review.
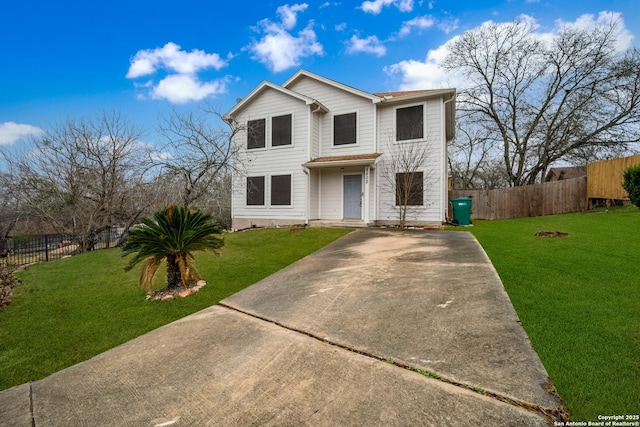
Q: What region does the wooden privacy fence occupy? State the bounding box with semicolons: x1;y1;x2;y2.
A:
449;176;587;220
587;154;640;203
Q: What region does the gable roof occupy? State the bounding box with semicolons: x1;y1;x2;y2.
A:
283;69;383;104
225;80;328;118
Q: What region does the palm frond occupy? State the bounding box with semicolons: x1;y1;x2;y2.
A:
121;204;224;292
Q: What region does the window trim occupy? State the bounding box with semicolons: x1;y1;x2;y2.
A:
246;118;266;150
270;174;292;206
395;171;424;206
246;175;266;206
270;113;294;148
394;103;425;143
332;111;358;147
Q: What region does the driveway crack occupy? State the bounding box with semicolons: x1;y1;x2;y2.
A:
29;382;36;427
218;302;570;426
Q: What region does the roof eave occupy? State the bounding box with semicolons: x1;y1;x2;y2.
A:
284;69;383;104
303;156;381;169
378;88;456;105
225;81;315;118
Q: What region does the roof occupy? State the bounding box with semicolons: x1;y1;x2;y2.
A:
225;80;328;118
545;166;587;181
226;70;456;141
303;153;382;169
284;70;382;104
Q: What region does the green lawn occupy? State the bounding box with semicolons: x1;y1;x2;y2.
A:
462;206;640;421
0;227;351;391
2;213;638;420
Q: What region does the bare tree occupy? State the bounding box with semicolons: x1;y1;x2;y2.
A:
0;111;149;251
153;105;243;227
448;112;511;189
380;140;436;228
443;18;640;186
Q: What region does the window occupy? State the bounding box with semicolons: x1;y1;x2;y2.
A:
271;174;292;206
246;176;265;205
272;114;292;146
395;172;423;206
334;112;357;145
247;119;265;149
396;105;424;141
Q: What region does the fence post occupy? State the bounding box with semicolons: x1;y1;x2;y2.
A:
45;234;49;262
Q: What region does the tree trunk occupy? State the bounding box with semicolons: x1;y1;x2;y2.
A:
166;255;183;289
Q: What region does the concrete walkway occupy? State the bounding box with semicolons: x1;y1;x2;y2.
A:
1;229;567;426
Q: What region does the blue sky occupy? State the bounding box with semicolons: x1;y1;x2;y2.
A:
1;0;638;146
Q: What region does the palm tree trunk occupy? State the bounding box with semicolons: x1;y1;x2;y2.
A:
166;255;183;289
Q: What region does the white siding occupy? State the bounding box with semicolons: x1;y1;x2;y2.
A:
375;98;446;223
230;72;450;227
232;88;309;224
288;78;377;157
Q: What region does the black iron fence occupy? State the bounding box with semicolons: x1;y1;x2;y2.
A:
0;228;125;267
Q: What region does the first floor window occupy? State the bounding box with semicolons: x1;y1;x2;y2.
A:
396;105;424;141
246;176;265;205
271;174;292;205
395;172;423;206
247;119;266;149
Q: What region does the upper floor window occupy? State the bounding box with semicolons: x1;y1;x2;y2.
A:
247;119;265;149
271;174;292;206
334;112;357;145
272;114;292;147
396;105;424;141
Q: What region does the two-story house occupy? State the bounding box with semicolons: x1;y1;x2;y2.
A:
225;70;455;229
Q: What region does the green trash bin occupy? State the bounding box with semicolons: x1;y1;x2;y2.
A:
450;197;472;225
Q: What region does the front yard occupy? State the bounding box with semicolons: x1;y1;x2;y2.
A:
1;209;638;421
0;227;351;391
464;206;639;421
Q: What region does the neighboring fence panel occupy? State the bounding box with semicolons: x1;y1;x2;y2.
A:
450;176;587;220
587;154;640;201
0;228;123;267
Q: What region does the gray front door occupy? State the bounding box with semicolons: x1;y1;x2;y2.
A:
343;175;362;219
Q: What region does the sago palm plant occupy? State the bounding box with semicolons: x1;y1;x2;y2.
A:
122;205;224;292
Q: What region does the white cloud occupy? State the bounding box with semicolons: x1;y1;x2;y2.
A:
361;0;414;15
126;42;230;103
398;15;436;37
126;42;229;78
437;18;459;34
554;11;633;53
151;75;228;104
277;3;308;30
346;35;387;57
385;41;461;90
0;122;44;145
385;11;634;90
250;5;324;73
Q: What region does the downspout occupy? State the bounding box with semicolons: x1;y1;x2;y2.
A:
442;93;456;223
305;101;324;226
372;100;379;224
303;166;310;225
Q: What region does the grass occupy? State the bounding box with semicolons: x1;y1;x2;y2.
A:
2;211;638;420
460;205;640;421
0;227;351;391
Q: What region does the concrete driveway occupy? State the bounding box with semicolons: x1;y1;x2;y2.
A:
1;229;567;426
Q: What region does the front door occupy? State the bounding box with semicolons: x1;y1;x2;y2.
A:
343;175;362;219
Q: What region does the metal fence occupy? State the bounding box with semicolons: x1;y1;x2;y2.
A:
0;228;124;267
